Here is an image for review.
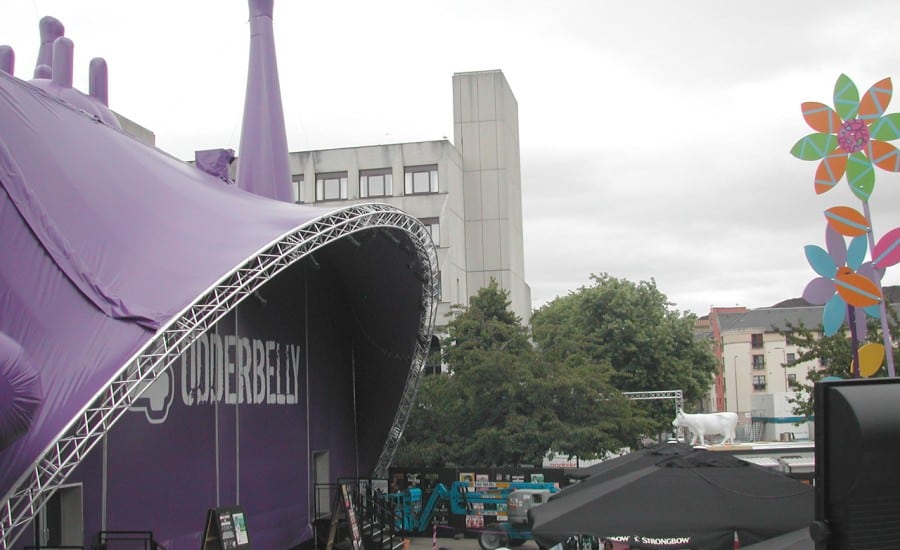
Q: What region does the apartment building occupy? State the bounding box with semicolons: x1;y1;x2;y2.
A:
704;306;826;441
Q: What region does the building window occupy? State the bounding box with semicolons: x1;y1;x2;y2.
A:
292;174;304;203
404;165;439;194
786;352;796;364
784;332;792;344
752;355;765;370
316;171;348;201
421;217;440;247
751;333;763;348
753;375;767;391
788;373;797;386
360;168;392;198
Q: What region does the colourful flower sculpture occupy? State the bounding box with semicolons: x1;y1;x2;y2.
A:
803;224;881;336
792;74;900;377
791;74;900;200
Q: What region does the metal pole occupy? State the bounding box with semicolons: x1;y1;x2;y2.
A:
733;355;740;414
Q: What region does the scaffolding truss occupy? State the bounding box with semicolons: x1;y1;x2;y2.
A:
0;203;438;550
623;389;685;416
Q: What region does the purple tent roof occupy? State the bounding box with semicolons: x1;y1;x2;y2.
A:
2;69;319;329
0;66;437;545
0;331;41;451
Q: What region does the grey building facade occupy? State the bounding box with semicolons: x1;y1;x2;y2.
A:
286;70;532;328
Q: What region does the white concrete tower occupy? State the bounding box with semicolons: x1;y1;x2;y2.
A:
453;70;531;322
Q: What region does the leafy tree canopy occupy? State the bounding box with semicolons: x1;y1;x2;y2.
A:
394;279;647;467
531;273;717;433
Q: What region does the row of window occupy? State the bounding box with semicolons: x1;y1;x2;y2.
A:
750;373;798;389
750;352;798;370
749;374;797;391
293;165;440;203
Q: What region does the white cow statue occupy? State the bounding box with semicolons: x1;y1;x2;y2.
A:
672;409;738;446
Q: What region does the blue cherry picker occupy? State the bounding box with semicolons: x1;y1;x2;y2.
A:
387;481;558;550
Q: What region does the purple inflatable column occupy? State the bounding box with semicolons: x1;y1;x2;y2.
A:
89;57;109;106
235;0;294;203
50;37;74;89
0;46;13;75
34;16;64;78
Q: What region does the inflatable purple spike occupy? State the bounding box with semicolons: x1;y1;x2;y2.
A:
235;0;293;202
0;45;14;75
89;57;109;106
35;16;64;78
50;36;74;88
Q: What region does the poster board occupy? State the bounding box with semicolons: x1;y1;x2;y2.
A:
202;505;251;550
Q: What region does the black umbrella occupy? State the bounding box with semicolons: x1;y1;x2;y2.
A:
561;442;695;486
531;449;813;550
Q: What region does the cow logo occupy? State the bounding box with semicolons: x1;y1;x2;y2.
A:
128;367;175;424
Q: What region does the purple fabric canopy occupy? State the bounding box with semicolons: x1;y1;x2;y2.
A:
0;332;41;451
1;71;324;331
0;65;316;493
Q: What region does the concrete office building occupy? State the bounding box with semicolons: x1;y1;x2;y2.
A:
285;70;532;331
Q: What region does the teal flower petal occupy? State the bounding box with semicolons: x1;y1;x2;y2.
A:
847;235;868;270
791;133;839;160
865;303;882;319
846;151;875;200
823;293;846;336
869;113;900;141
834;74;860;121
805;244;838;278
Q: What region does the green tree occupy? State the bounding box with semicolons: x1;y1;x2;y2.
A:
533;354;652;460
394;279;641;467
531;273;717;435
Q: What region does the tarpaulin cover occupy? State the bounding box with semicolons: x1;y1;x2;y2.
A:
0;67;425;507
530;447;814;550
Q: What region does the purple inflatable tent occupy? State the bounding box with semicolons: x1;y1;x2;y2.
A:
0;1;437;548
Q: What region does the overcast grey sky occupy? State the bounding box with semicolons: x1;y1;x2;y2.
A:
4;0;900;316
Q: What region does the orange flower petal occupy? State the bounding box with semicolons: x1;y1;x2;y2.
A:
834;269;882;307
824;206;870;237
867;140;900;172
802;102;842;133
859;77;892;122
814;149;847;194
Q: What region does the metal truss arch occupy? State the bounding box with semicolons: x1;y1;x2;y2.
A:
0;202;438;549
